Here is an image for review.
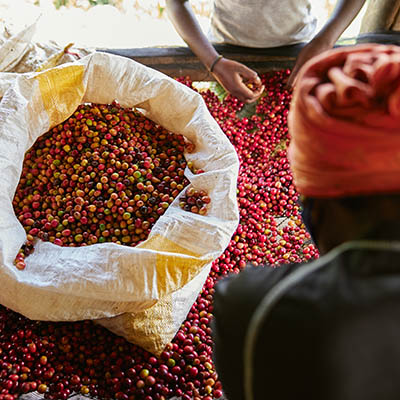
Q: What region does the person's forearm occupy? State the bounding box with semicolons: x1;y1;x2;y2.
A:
166;0;219;70
315;0;367;45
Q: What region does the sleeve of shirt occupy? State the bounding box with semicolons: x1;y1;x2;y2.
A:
212;263;302;400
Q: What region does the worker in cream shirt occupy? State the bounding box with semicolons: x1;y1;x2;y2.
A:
166;0;366;103
210;0;317;48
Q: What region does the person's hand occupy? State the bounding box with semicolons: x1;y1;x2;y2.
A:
287;37;333;88
212;57;264;103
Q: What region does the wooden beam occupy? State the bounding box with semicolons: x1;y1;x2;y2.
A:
356;30;400;43
101;43;305;80
100;33;400;80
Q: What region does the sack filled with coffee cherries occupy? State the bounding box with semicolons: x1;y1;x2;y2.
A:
0;51;239;355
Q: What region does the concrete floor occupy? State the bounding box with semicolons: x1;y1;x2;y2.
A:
20;394;186;400
20;394;88;400
20;394;185;400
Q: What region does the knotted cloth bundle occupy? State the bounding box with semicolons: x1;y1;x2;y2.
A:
288;43;400;198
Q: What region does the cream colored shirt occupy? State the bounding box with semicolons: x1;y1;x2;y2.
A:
209;0;317;48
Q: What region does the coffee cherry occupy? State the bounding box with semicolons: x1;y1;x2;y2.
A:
179;188;210;215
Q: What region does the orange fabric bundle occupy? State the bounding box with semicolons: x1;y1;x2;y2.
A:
288;43;400;198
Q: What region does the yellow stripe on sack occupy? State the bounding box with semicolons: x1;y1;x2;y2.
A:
36;65;85;128
117;296;174;356
139;234;211;295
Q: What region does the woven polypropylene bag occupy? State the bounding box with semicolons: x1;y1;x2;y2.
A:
0;52;239;354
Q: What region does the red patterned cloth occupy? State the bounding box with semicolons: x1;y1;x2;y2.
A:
288;43;400;197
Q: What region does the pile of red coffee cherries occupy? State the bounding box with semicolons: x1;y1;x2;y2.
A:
13;102;209;270
0;70;318;400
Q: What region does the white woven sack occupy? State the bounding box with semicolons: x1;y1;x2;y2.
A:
0;21;92;98
0;52;239;354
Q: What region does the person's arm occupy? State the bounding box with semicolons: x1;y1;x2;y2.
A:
166;0;264;103
287;0;367;87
